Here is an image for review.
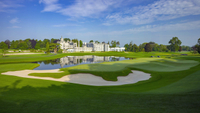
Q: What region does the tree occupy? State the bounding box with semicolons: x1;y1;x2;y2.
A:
18;42;27;50
124;44;129;51
29;39;37;48
178;46;182;52
49;43;59;53
95;40;100;44
116;41;120;47
64;38;70;42
144;43;152;52
35;43;41;49
10;40;19;49
197;38;200;54
46;42;50;54
72;39;78;45
159;44;167;52
0;42;8;57
79;40;83;47
138;43;147;52
198;38;200;45
128;41;133;51
132;44;139;52
4;40;10;49
111;40;117;47
168;37;182;52
89;40;94;43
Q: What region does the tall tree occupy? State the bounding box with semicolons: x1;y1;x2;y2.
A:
0;42;8;57
35;43;41;49
168;37;182;52
116;41;120;47
46;42;50;54
138;43;147;52
198;38;200;45
4;40;10;49
178;46;182;52
128;41;133;51
29;39;37;48
89;40;94;43
124;44;129;51
49;43;59;53
79;40;83;47
95;40;100;43
64;38;70;42
10;40;19;49
18;42;27;50
144;43;152;52
132;44;139;52
197;38;200;54
111;40;117;47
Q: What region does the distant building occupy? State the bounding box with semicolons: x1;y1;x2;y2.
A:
57;36;110;52
109;47;125;52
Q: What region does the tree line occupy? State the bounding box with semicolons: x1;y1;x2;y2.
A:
1;37;200;55
124;37;196;52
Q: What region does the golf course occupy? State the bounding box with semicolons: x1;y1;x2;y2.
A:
0;51;200;113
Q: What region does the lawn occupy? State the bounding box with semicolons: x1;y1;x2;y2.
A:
0;52;200;113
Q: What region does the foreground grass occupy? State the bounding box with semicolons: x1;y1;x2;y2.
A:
0;53;200;112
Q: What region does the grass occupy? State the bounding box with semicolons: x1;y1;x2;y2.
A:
0;52;200;112
29;58;198;81
0;51;196;63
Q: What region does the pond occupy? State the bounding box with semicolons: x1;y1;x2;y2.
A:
33;55;130;70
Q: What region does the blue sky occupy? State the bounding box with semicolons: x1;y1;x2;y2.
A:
0;0;200;46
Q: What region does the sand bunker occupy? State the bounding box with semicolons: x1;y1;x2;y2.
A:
2;69;151;86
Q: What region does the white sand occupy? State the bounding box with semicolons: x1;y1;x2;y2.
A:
1;69;151;86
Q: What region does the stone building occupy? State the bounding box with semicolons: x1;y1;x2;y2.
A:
57;36;110;52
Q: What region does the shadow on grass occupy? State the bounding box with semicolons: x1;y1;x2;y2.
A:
1;78;200;113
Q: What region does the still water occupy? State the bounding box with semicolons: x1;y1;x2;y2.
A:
33;55;130;70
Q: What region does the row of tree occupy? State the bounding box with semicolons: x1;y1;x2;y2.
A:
124;37;194;52
0;38;85;50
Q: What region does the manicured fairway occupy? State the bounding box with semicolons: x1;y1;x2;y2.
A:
0;52;200;113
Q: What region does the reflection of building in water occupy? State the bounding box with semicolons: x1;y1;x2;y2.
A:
60;56;110;68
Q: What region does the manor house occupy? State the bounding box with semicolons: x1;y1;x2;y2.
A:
57;37;110;52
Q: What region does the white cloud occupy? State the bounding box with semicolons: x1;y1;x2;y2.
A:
65;20;200;37
8;26;21;28
53;24;80;27
58;0;120;17
102;22;112;26
0;0;23;12
113;20;200;34
39;0;125;17
10;18;19;24
39;0;61;12
106;0;200;25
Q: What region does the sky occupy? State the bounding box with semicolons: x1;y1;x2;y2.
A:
0;0;200;47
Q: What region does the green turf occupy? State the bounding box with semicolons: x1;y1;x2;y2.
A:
0;52;200;113
29;58;199;81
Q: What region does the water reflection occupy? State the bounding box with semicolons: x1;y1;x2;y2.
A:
34;55;129;70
